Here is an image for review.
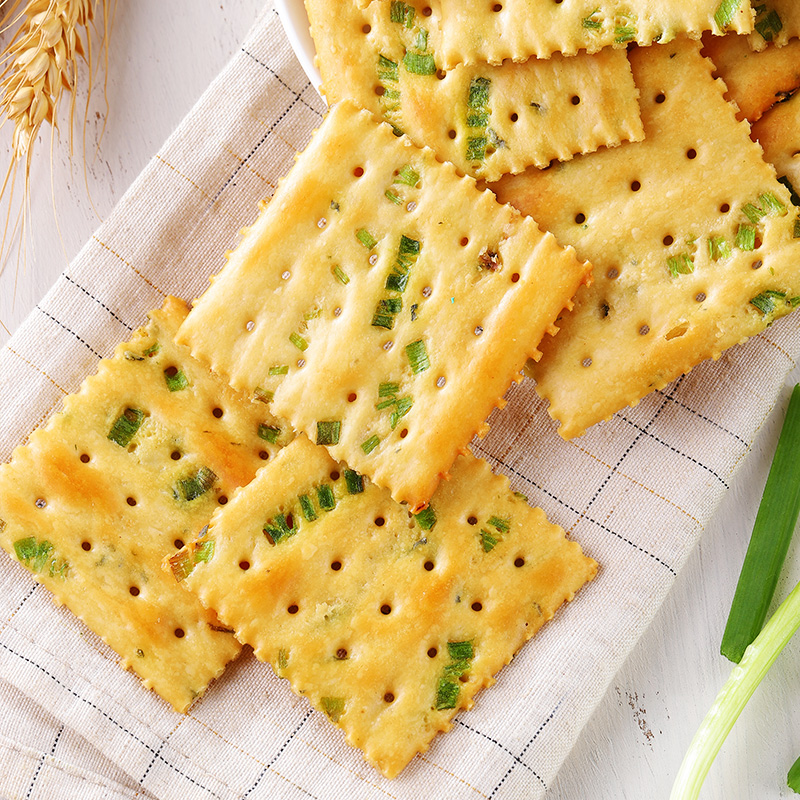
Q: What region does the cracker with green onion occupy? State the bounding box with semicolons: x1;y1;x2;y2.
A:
747;0;800;49
178;100;590;509
0;297;291;712
752;91;800;192
490;37;800;439
169;435;597;778
305;0;643;182
702;31;800;121
392;0;754;68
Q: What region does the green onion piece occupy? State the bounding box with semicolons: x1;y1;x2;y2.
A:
108;408;144;447
194;540;215;564
614;24;636;42
177;466;217;501
735;223;756;251
316;420;341;445
405;339;430;373
277;648;289;672
386;272;410;293
264;512;296;544
394;164;420;187
380;297;403;315
714;0;742;28
414;506;436;530
399;235;421;256
124;351;144;361
385;190;402;205
415;29;429;51
466;136;487;162
481;529;499;552
670;577;800;800
379;381;400;397
721;384;800;662
378;54;399;82
361;434;380;454
321;696;345;722
13;536;39;563
582;10;602;29
168;548;194;582
163;368;188;392
269;365;289;376
14;537;55;573
468;76;490;109
708;236;732;261
759;191;786;216
317;484;336;511
258;424;281;443
371;313;395;330
467;112;489;128
344;469;364;494
447;640;474;661
750;289;787;315
289;332;308;351
254;387;273;404
667;253;695;277
299;494;317;521
390;396;413;429
742;201;766;224
435;677;460;710
143;343;160;357
403;51;436;75
755;6;782;40
331;264;350;285
356;228;378;249
375;397;397;411
488;515;511;532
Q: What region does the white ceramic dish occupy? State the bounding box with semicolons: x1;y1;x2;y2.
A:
275;0;324;95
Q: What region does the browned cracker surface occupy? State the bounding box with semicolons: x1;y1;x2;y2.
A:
491;37;800;439
173;436;597;778
752;90;800;191
178;100;591;508
0;297;290;711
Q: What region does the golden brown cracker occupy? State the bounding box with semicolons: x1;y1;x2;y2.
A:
752;91;800;191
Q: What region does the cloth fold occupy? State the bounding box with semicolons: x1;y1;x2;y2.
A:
1;5;798;798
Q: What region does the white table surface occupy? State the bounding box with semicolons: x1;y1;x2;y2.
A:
1;4;799;798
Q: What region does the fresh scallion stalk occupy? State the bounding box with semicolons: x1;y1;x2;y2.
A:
332;265;350;285
385;190;402;205
742;201;766;225
390;396;413;429
379;381;400;397
403;51;436;75
669;578;800;800
394;164;420;187
254;387;273;404
750;290;787;316
667;253;695;277
481;529;499;552
721;384;800;662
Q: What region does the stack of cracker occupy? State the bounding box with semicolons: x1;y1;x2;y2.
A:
2;0;800;781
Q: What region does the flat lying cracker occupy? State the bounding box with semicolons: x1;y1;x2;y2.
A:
748;0;800;49
752;91;800;191
702;31;800;121
178;100;590;508
491;37;800;439
170;436;596;778
392;0;754;67
0;298;291;711
306;0;644;181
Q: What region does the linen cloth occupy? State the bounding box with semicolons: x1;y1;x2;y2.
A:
1;5;799;799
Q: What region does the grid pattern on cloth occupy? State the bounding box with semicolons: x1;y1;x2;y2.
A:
1;5;800;799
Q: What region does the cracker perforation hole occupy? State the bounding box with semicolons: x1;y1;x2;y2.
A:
362;23;371;33
374;85;385;96
35;498;46;509
436;69;446;80
129;586;140;597
492;3;502;11
81;541;91;551
510;112;518;122
245;319;255;332
239;560;250;571
606;267;619;280
400;428;409;439
630;180;641;192
259;450;270;460
574;212;586;224
427;647;438;658
467;515;477;525
422;6;431;15
686;148;697;160
447;129;456;140
174;539;184;549
375;516;386;527
218;496;228;506
384;692;395;703
174;628;185;638
639;325;650;336
514;557;525;567
582;357;593;368
662;234;674;246
422;286;432;298
655;92;666;104
695;292;706;303
126;497;137;507
331;560;342;571
353;166;365;178
751;259;763;270
330;471;340;481
336;648;348;660
380;603;392;615
334;306;343;317
212;407;224;419
571;95;581;106
164;365;179;378
79;453;90;463
281;270;291;280
436;376;446;388
171;450;182;461
720;203;730;213
383;340;394;351
511;272;520;283
471;601;483;612
460;237;469;247
424;560;434;571
287;603;299;614
347;392;357;403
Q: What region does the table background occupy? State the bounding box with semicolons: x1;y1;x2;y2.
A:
1;3;799;798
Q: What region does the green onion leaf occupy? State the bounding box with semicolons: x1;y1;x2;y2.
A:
168;548;194;582
435;677;460;710
468;76;491;109
714;0;742;28
375;397;396;411
269;365;289;376
399;235;421;256
447;640;473;661
371;313;395;330
361;434;380;454
379;381;399;397
143;343;160;357
14;537;55;573
708;236;732;261
177;466;217;502
258;424;281;443
755;7;783;40
666;252;694;277
480;529;499;552
759;191;786;216
317;484;336;511
403;51;436;75
721;384;800;662
466;136;487;162
344;469;364;494
488;515;510;532
277;648;289;672
265;512;296;544
582;10;602;29
750;289;787;316
378;54;399;82
194;540;215;564
390;396;413;429
316;420;341;446
405;339;430;373
415;29;428;51
299;494;317;521
164;368;188;392
394;164;420;187
332;264;350;285
614;24;636;42
108;408;144;447
735;223;756;251
321;696;345;722
386;272;410;293
414;506;437;530
742;200;766;224
356;228;378;249
385;190;402;205
289;332;308;351
254;387;273;404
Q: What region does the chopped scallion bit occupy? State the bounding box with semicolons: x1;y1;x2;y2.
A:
176;466;217;502
108;408;144;447
435;678;460;710
667;252;694;277
376;397;396;411
466;136;487;162
755;6;782;40
390;396;413;429
385;190;402;205
405;339;430;373
750;289;787;316
378;54;399;82
331;264;350;285
488;515;510;532
269;365;289;376
194;540;215;563
582;9;602;28
168;548;194;582
415;29;428;51
379;381;400;397
414;506;437;530
759;191;786;216
264;512;297;544
480;529;499;552
277;648;289;671
386;272;410;293
143;343;160;357
344;469;365;494
614;24;636;42
321;696;346;722
735;223;756;251
403;51;436;75
317;484;336;511
714;0;743;28
708;236;732;261
394;164;420;187
316;420;341;446
447;640;474;661
361;434;380;454
721;384;800;662
14;536;53;572
468;77;490;109
258;424;281;443
254;387;274;404
299;494;317;521
289;332;309;351
742;200;766;224
356;228;378;249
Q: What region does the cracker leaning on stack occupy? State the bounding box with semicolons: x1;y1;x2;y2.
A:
2;0;800;781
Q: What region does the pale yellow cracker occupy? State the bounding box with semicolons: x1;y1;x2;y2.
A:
748;0;800;49
170;436;596;778
752;91;800;191
0;297;291;711
305;0;644;181
491;37;800;439
390;0;754;68
702;31;800;121
178;100;590;509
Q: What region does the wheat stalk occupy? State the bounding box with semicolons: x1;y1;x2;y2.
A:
0;0;110;268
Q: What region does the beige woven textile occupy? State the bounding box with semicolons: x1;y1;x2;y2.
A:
1;6;799;799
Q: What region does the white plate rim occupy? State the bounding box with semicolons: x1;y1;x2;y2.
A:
274;0;324;97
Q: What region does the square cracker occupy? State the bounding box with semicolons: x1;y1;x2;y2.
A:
305;0;644;181
751;91;800;191
490;37;800;439
171;435;597;778
388;0;754;67
178;100;591;509
702;31;800;121
0;297;290;712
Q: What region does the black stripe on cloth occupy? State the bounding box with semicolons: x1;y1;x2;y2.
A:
63;275;134;333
